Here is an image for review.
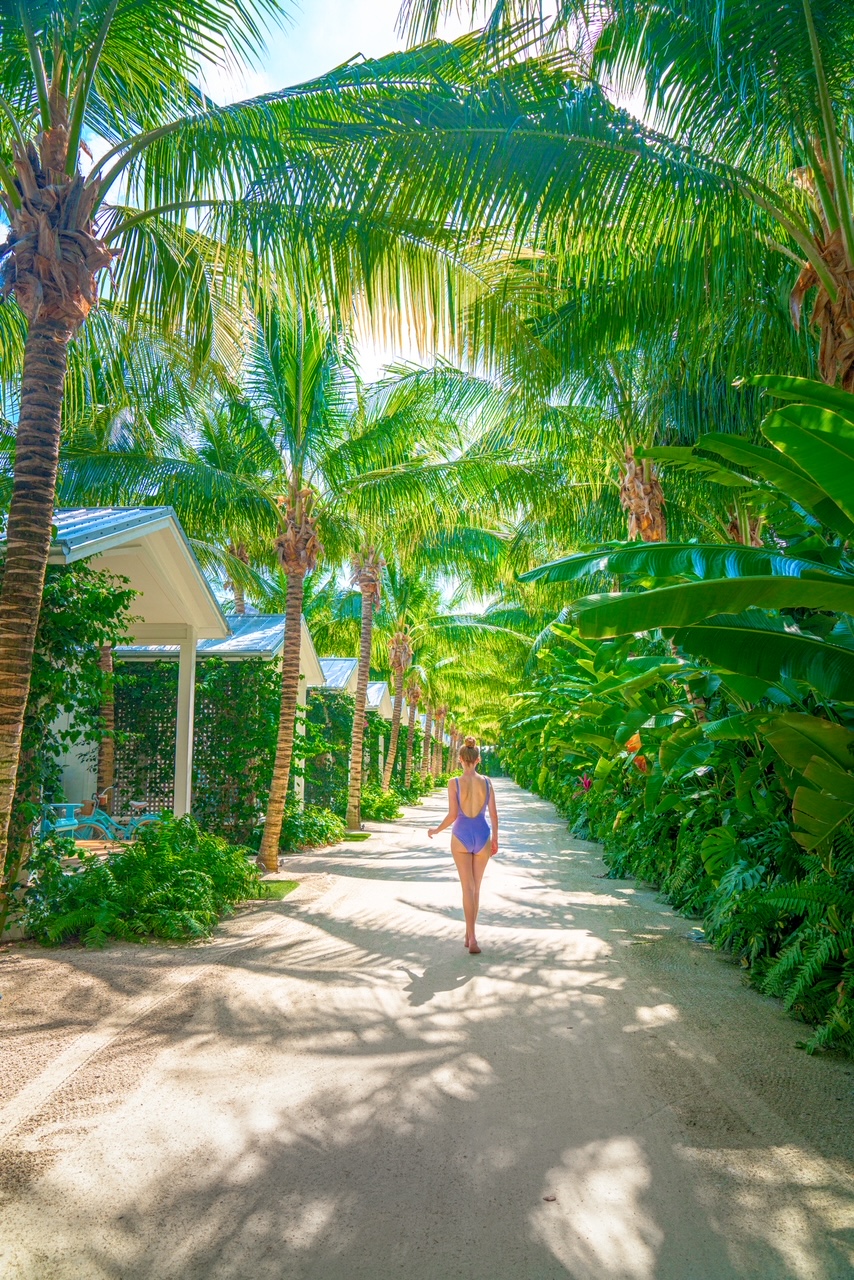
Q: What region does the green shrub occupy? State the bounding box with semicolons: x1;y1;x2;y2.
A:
23;816;259;947
360;783;402;822
279;803;346;852
380;771;433;806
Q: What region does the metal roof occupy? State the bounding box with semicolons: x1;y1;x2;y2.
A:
51;507;175;557
320;657;359;690
117;614;288;661
366;681;388;709
48;506;228;640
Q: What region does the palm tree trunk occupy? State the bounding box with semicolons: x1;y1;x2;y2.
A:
432;711;446;777
346;585;375;830
421;706;433;778
0;316;72;880
259;570;306;871
97;643;115;813
621;447;667;542
382;668;405;790
404;699;418;788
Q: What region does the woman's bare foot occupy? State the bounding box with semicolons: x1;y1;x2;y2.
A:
468;939;481;954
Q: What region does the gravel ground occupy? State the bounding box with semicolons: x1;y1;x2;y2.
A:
0;780;852;1279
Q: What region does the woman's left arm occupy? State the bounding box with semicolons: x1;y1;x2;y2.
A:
488;786;499;855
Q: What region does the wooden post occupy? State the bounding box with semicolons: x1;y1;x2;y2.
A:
173;628;198;817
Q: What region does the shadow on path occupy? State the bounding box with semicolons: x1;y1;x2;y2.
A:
1;780;853;1280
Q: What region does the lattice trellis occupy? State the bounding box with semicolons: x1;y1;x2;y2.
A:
114;661;177;815
115;661;391;837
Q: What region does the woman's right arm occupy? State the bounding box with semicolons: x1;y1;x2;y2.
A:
428;781;458;838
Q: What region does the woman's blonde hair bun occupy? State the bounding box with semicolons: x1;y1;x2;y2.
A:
464;735;477;749
459;735;480;765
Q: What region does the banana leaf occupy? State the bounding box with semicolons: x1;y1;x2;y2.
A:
745;374;854;422
762;404;854;527
699;433;854;537
671;614;854;703
519;541;849;585
763;713;854;773
572;576;854;637
791;784;854;850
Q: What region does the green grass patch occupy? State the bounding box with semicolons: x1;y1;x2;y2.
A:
255;879;299;900
345;831;372;841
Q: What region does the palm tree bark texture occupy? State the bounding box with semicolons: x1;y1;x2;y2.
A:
346;550;384;830
259;491;321;872
403;680;421;789
0;82;114;874
790;146;854;391
382;630;412;791
448;726;459;772
421;704;433;779
620;447;667;542
432;706;447;776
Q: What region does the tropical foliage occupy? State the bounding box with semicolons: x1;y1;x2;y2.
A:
506;377;854;1054
23;816;260;947
0;559;133;935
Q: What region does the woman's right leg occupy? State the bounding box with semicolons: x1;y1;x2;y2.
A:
452;839;477;944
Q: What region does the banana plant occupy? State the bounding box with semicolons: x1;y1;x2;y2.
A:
522;375;854;701
521;375;854;864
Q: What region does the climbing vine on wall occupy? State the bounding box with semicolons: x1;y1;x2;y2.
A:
114;661;177;815
2;561;134;931
114;664;397;838
115;658;306;845
304;689;354;814
302;689;390;814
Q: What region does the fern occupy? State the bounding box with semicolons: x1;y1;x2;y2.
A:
758;883;854;920
23;816;259;947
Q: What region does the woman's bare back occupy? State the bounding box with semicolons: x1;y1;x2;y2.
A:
456;773;488;817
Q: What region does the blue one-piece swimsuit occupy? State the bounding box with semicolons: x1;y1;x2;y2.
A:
452;776;491;853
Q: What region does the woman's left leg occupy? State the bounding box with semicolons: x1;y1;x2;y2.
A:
452;842;477;945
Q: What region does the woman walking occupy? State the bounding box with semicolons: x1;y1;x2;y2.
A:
428;737;499;954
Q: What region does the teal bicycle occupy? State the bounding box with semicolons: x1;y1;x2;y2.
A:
73;788;160;841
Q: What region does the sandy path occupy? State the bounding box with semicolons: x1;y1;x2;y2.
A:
1;779;853;1279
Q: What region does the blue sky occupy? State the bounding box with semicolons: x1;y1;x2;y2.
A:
204;1;468;103
198;2;471;377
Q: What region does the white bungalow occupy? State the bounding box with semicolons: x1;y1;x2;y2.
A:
52;508;324;812
319;657;359;696
367;681;394;721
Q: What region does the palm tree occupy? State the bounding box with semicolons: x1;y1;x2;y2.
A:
421;703;434;779
243;294;520;860
0;7;594;878
345;549;385;829
432;705;448;775
403;679;422;788
382;629;414;790
406;0;854;382
0;0;289;867
259;488;323;866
